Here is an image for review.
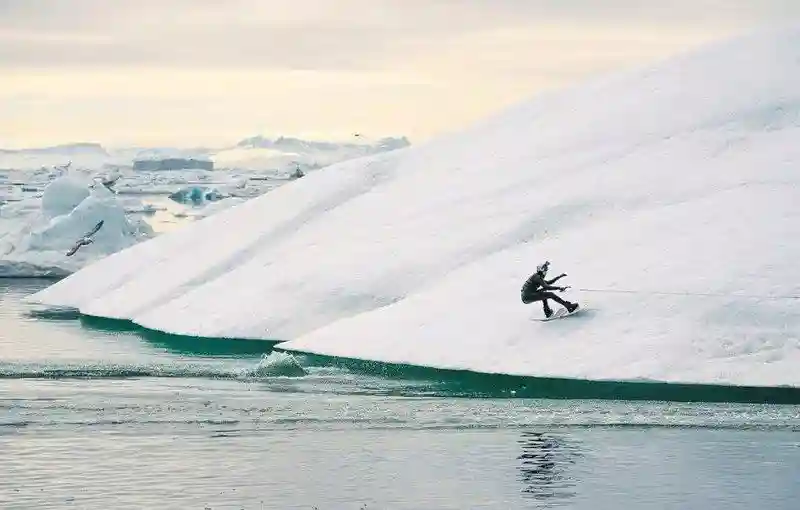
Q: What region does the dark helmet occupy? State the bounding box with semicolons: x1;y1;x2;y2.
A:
536;261;550;275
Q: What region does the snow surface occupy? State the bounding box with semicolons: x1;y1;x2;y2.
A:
28;27;800;386
1;175;153;277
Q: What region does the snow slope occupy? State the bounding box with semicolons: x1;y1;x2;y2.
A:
28;27;800;386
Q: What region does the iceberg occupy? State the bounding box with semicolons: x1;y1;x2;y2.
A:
1;175;153;277
212;135;410;174
0;137;407;176
40;174;92;218
28;27;800;386
168;185;227;205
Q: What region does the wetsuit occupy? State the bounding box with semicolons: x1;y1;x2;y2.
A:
521;272;576;316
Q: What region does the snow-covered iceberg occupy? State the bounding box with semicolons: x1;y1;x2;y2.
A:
28;27;800;387
1;175;153;277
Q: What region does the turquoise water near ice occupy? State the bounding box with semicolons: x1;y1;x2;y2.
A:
2;279;799;509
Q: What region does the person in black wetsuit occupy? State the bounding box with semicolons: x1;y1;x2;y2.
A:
521;261;579;318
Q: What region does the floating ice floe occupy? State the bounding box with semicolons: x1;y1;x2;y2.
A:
168;186;228;205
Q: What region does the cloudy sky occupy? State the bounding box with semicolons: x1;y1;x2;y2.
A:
1;0;799;148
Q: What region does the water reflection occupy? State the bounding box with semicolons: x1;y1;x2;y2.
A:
517;431;578;506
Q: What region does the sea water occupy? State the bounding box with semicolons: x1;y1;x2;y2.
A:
1;279;798;509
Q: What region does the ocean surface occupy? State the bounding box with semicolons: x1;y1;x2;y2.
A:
1;279;799;509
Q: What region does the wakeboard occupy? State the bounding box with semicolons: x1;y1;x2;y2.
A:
536;306;582;322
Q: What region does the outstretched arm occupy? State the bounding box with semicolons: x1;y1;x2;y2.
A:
524;273;568;292
546;273;567;285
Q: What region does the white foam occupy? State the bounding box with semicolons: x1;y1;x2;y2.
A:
29;27;800;386
251;351;307;377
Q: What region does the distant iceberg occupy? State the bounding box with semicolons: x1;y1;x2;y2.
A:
1;174;153;277
133;157;214;172
28;27;800;387
213;135;410;172
168;186;227;205
0;136;409;174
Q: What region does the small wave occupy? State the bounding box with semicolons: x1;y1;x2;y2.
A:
0;361;305;381
23;307;82;321
251;352;307;377
10;419;797;433
270;417;409;425
62;418;242;427
0;421;31;428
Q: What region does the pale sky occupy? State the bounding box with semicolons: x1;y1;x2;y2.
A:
2;0;799;148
